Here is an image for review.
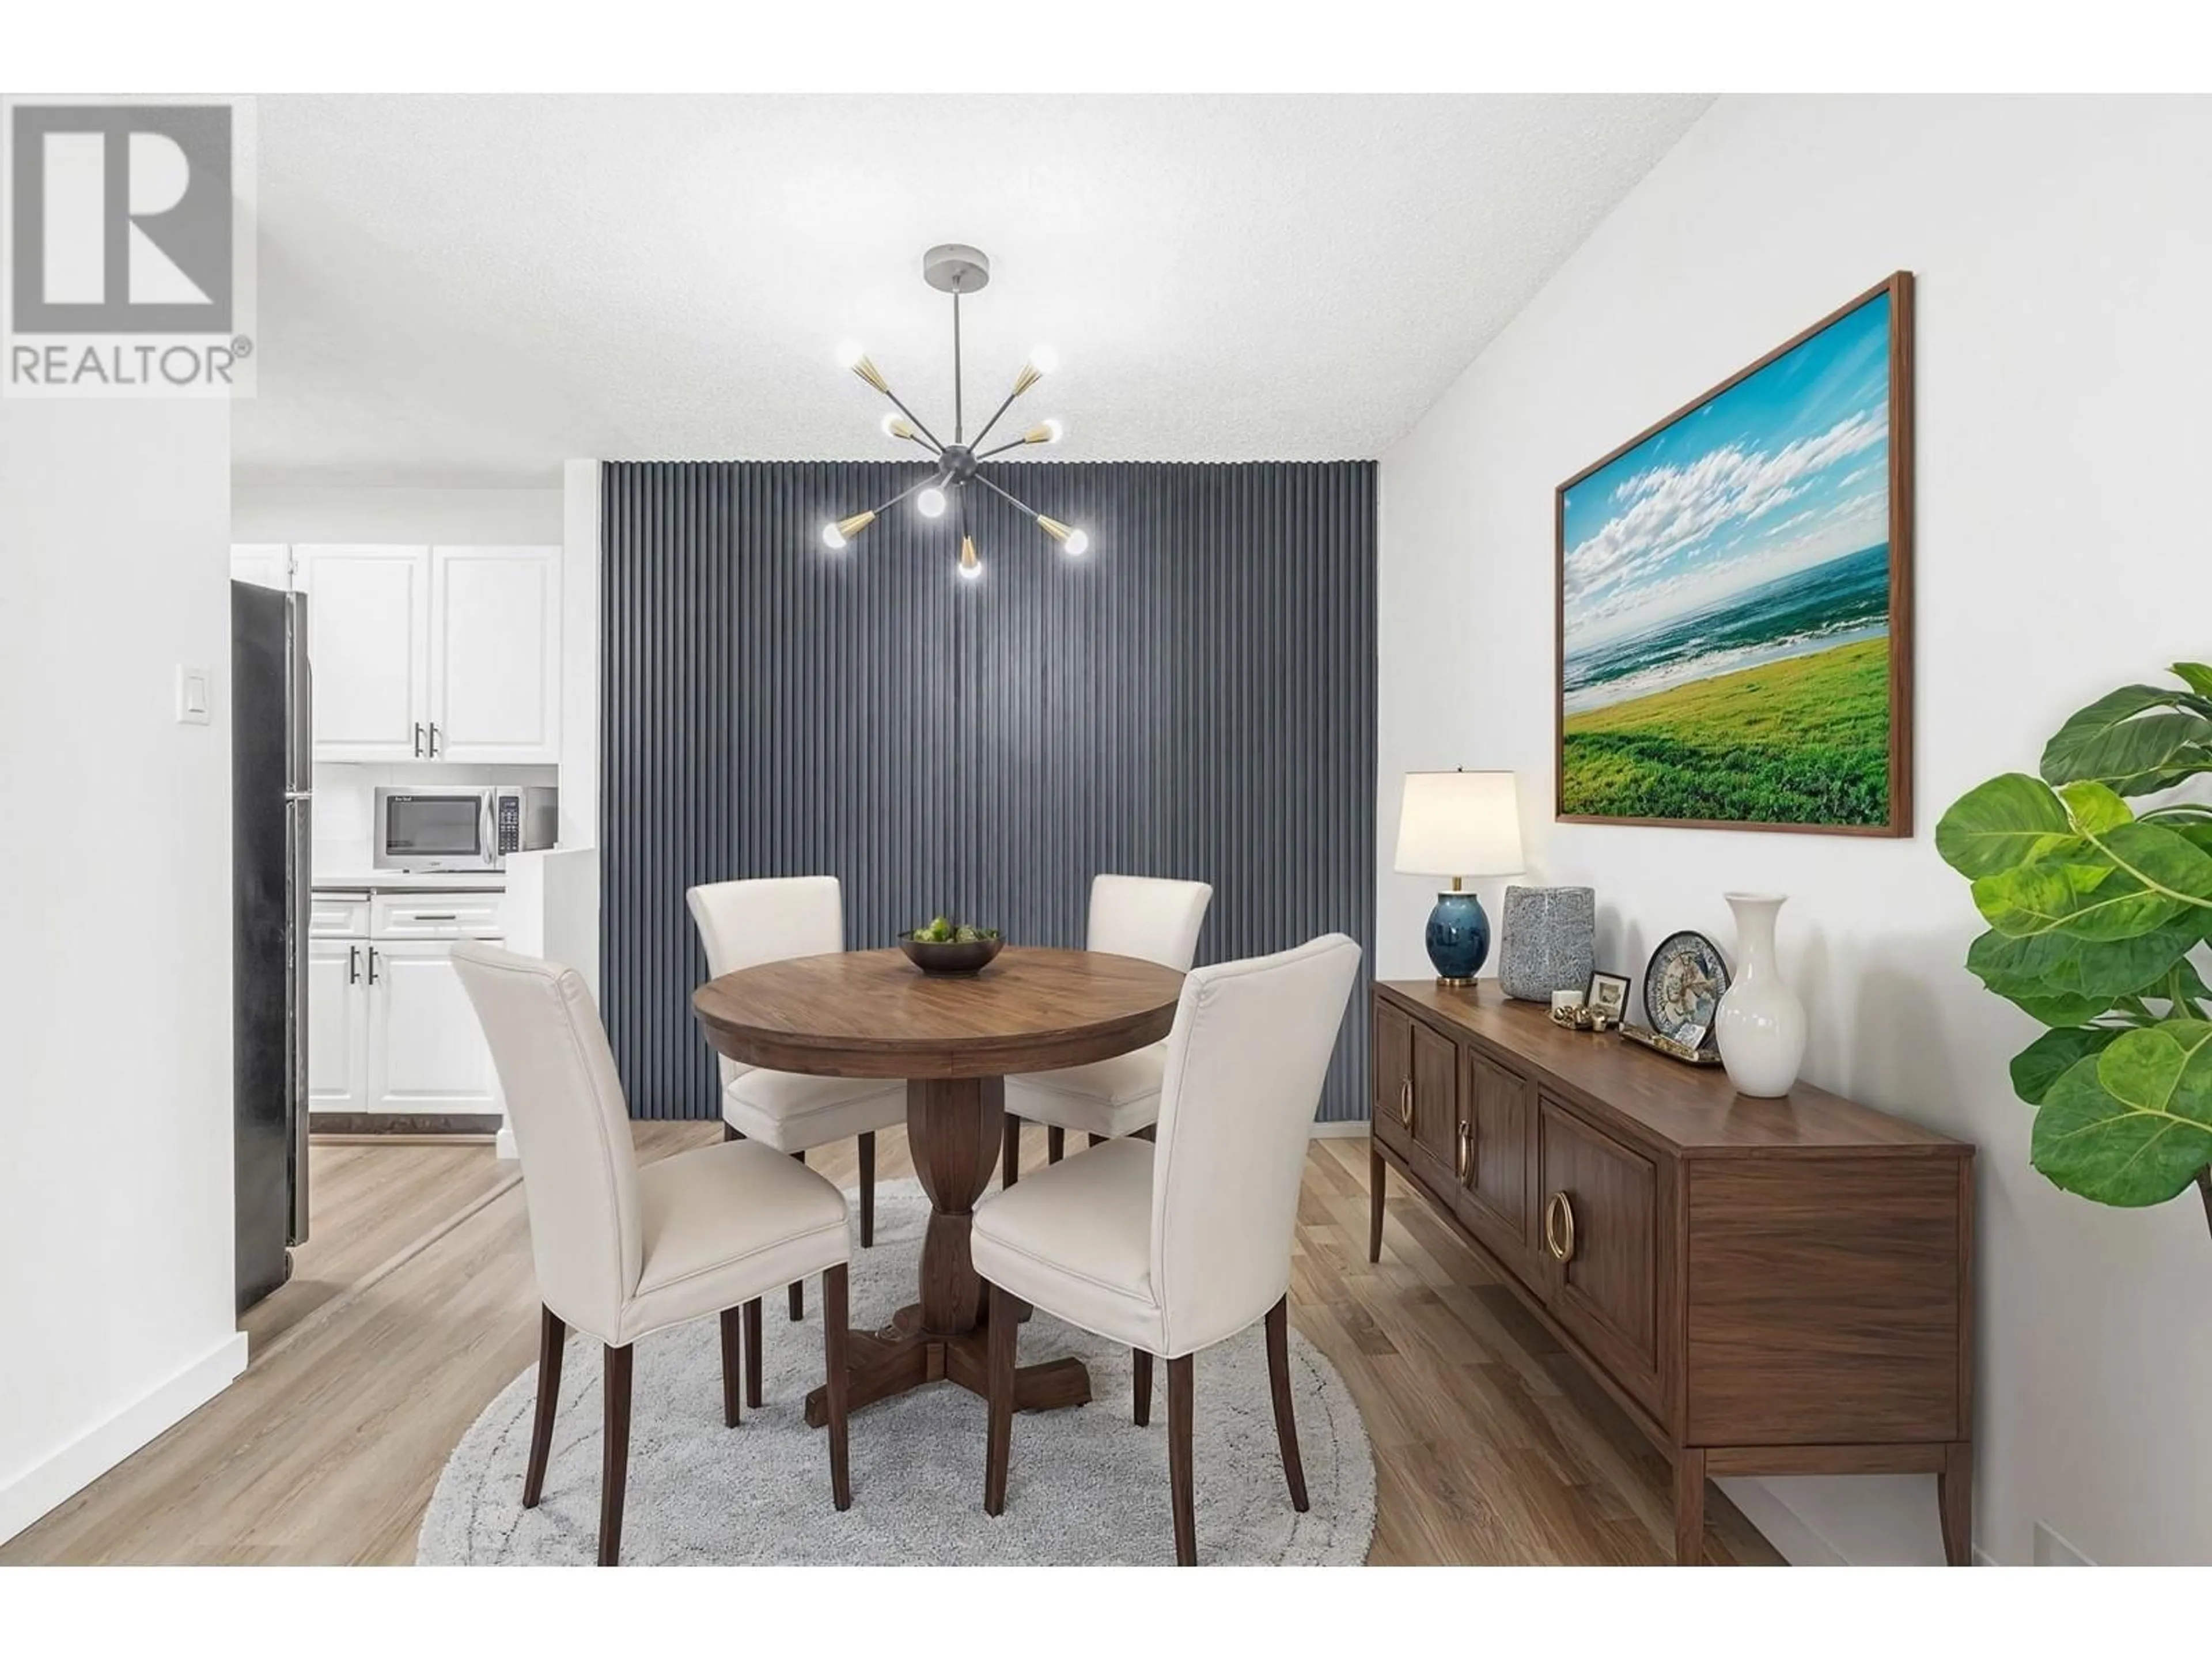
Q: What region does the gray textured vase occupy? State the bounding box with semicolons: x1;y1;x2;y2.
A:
1498;885;1596;1003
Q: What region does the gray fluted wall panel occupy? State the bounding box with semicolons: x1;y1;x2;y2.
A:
601;460;1376;1122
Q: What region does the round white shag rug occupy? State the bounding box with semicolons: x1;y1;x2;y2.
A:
416;1180;1374;1566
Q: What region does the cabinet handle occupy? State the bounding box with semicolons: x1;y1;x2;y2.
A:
1455;1120;1471;1182
412;722;425;757
1398;1078;1413;1131
1544;1191;1577;1264
429;722;442;757
347;944;360;984
410;913;458;922
366;945;380;986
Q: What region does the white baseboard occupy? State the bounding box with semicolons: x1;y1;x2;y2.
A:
0;1330;248;1546
1309;1119;1370;1139
495;1125;517;1162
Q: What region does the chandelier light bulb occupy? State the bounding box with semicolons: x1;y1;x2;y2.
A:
1027;344;1059;377
881;411;915;441
834;339;866;371
917;486;948;519
820;521;847;551
1024;419;1064;445
958;537;983;580
1063;528;1090;557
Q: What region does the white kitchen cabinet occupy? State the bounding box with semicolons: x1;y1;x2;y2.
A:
429;546;562;763
298;545;431;762
306;889;503;1122
287;542;559;765
365;940;501;1116
230;544;292;592
306;935;368;1112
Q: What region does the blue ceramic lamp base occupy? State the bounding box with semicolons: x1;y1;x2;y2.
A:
1425;889;1491;987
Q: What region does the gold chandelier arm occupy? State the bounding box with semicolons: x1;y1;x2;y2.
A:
849;357;946;452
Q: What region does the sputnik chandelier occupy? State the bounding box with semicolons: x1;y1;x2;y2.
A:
821;243;1088;581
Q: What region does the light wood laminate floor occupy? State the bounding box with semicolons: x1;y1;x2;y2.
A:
2;1125;1780;1566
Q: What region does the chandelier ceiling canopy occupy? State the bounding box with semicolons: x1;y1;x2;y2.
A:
821;244;1087;581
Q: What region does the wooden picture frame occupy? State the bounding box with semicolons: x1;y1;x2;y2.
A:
1554;272;1915;835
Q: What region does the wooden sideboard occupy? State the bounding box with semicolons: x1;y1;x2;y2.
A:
1368;981;1975;1566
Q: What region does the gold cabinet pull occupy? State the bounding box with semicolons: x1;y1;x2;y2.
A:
1455;1119;1471;1182
1399;1078;1414;1130
1544;1191;1577;1264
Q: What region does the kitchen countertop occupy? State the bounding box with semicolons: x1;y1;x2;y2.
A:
312;869;509;892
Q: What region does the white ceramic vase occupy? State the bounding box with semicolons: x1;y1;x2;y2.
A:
1714;892;1806;1099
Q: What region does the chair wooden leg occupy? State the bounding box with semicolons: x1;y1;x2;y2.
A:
743;1297;763;1408
1047;1126;1065;1164
1368;1145;1385;1264
1001;1115;1021;1188
984;1281;1019;1516
789;1150;806;1321
1167;1353;1196;1566
1264;1297;1309;1511
522;1305;563;1508
858;1131;876;1248
1133;1349;1153;1427
599;1343;634;1566
718;1306;743;1427
824;1264;851;1512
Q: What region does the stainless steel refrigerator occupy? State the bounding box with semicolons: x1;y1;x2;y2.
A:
233;580;312;1311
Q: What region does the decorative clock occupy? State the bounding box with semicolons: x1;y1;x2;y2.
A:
1641;930;1730;1050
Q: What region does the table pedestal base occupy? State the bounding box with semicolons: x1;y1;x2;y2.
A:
801;1074;1093;1429
802;1304;1092;1427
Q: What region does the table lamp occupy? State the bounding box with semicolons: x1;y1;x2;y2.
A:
1393;770;1525;987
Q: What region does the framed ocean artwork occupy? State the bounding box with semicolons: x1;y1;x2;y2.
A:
1555;272;1914;834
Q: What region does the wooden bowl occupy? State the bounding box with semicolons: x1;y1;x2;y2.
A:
896;934;1005;975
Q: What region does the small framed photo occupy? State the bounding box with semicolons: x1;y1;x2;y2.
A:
1586;971;1631;1021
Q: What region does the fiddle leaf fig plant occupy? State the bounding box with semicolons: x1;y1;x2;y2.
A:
1936;664;2212;1232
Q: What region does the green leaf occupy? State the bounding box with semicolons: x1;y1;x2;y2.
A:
2012;1027;2124;1104
2172;662;2212;701
2043;919;2207;999
2039;684;2212;796
2009;990;2122;1027
1964;928;2071;994
1935;773;2073;878
2031;1020;2212;1205
2057;779;2134;836
1972;853;2183;942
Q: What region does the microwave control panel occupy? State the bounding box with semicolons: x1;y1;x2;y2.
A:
495;795;521;854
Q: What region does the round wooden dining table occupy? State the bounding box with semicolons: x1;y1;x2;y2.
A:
692;946;1185;1429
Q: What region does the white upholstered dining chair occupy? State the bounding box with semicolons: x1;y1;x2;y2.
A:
687;876;904;1321
971;932;1361;1565
999;874;1214;1184
450;942;854;1566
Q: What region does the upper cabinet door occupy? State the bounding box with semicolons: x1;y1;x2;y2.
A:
230;543;291;592
299;545;430;761
428;546;560;764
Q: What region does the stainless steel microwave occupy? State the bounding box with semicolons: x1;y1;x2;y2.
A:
373;785;558;872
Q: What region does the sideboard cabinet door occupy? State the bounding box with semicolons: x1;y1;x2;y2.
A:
1409;1020;1460;1190
1457;1048;1536;1272
1372;1001;1414;1161
1538;1096;1662;1413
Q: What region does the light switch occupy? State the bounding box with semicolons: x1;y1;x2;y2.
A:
176;665;212;725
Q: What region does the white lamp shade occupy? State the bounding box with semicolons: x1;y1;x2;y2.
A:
1393;770;1525;878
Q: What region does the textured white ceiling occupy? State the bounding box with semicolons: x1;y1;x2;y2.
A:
234;94;1712;486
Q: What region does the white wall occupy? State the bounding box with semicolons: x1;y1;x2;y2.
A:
0;398;245;1542
1378;94;2212;1567
229;480;561;544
